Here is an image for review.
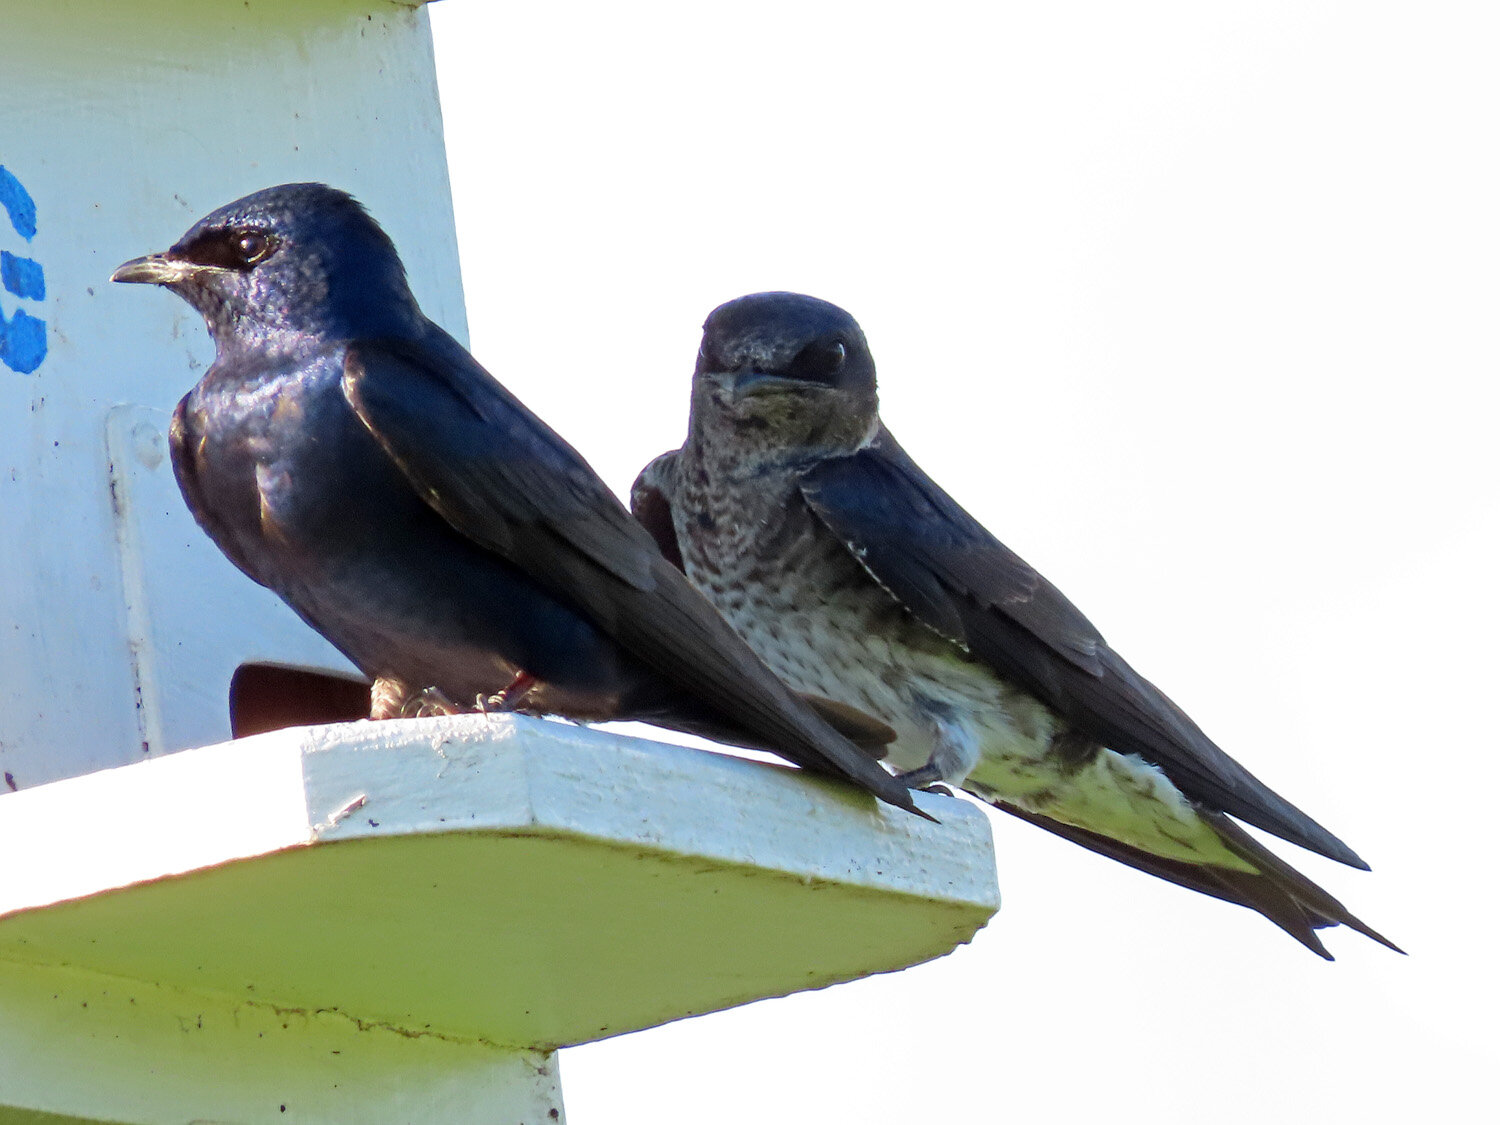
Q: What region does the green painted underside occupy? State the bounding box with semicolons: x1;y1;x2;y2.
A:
0;1109;111;1124
0;829;988;1051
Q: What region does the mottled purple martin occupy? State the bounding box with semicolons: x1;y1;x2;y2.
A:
112;188;923;819
634;291;1397;957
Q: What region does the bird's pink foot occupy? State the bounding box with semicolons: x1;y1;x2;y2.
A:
480;671;539;713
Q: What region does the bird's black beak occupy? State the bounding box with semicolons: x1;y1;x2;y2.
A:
731;370;803;399
111;253;193;286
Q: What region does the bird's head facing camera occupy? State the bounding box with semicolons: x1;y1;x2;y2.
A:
692;291;880;455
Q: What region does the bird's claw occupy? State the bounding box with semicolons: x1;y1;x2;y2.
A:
400;686;461;718
480;671;539;713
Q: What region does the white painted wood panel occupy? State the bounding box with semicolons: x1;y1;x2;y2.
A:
0;714;996;1123
0;0;467;789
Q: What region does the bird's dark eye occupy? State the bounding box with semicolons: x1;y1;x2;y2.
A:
236;232;273;266
177;228;277;272
790;338;848;384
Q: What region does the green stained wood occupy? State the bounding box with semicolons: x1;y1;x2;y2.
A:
0;715;998;1053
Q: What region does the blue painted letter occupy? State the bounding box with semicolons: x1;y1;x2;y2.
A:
0;166;38;241
0;307;46;374
0;165;45;373
1;252;44;301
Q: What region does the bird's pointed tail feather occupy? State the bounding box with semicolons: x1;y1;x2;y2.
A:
987;799;1400;959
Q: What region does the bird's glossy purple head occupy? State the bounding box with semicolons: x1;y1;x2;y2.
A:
112;182;421;349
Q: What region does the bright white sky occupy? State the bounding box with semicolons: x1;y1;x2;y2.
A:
429;3;1498;1121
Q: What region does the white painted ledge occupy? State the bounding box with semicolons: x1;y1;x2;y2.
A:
0;716;998;1123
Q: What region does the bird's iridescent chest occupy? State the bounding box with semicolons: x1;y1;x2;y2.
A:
176;353;406;578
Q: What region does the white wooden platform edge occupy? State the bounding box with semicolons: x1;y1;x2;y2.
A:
0;715;999;1124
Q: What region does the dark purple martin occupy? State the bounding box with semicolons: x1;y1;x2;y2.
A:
633;291;1398;958
110;186;924;819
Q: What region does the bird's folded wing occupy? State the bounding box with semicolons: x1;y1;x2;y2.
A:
798;427;1365;867
344;339;920;813
796;426;1105;673
343;337;660;592
630;451;686;571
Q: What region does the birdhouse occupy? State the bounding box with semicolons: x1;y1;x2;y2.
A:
0;0;476;783
0;2;999;1121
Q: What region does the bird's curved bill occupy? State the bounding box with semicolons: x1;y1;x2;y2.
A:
111;254;192;286
732;370;806;398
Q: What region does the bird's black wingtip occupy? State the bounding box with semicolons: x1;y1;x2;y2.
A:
865;779;936;823
880;780;939;823
1322;837;1372;871
1308;927;1405;960
911;802;941;825
1347;920;1405;956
